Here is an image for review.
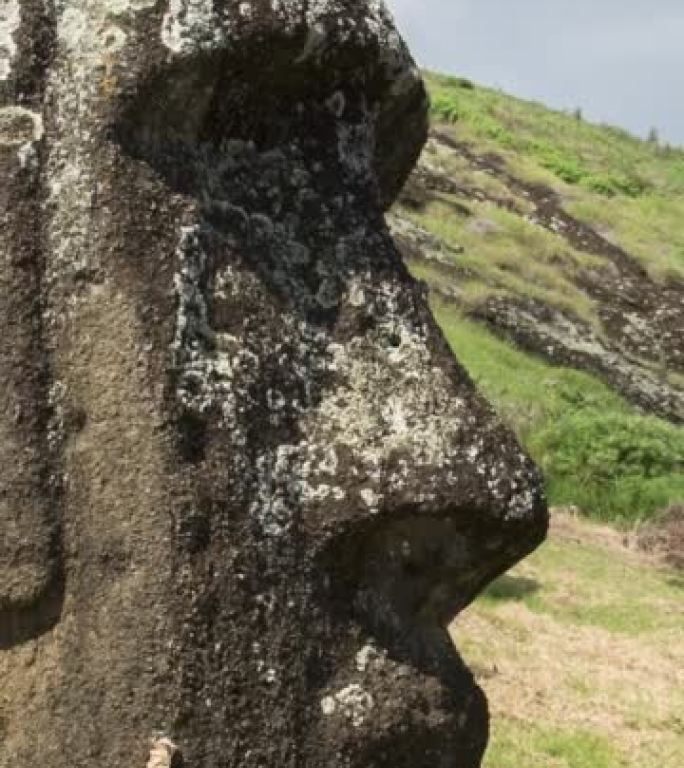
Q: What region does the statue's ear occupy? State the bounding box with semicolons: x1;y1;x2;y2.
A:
0;104;63;652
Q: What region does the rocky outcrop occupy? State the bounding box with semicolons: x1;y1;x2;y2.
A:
472;296;684;423
0;3;547;767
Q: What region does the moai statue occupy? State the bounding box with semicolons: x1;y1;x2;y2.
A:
0;2;547;767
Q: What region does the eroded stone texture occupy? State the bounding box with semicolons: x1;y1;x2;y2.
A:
0;3;547;767
0;0;60;648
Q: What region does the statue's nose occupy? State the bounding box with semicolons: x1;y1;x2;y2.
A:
320;423;547;652
369;390;548;626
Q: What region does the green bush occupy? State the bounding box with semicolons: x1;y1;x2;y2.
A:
582;174;621;196
531;410;684;522
535;147;586;185
472;114;516;145
527;140;588;185
542;155;585;184
431;310;683;525
430;93;517;147
439;74;475;90
433;75;475;91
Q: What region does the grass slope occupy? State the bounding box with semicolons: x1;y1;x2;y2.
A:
451;511;684;768
398;73;684;523
415;73;684;768
426;72;684;281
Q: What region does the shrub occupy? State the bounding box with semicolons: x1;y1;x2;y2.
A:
581;173;649;198
531;410;684;522
456;77;475;90
582;174;619;196
437;74;475;90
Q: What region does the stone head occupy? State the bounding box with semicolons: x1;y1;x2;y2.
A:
0;2;547;766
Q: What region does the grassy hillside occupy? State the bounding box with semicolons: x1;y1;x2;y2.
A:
407;73;684;768
393;72;684;524
426;72;684;282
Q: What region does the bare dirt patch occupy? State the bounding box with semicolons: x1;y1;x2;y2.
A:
636;505;684;570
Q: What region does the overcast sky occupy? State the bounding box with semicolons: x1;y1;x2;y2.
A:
387;0;684;146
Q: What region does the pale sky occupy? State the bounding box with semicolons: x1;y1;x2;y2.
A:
387;0;684;146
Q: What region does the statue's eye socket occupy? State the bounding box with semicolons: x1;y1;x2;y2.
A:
114;35;355;160
113;39;361;205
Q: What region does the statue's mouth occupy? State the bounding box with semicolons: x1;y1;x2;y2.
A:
319;504;545;679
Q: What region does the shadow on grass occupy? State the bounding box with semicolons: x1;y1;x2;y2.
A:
482;574;540;602
666;572;684;590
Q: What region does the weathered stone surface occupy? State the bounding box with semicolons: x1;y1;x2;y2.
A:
0;2;547;767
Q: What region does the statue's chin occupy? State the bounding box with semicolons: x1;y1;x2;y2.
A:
314;667;489;768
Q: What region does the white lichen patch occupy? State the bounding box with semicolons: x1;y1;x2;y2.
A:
0;105;43;171
161;0;222;53
0;0;20;80
311;276;457;469
45;0;156;295
108;0;158;13
355;642;384;672
359;487;381;511
57;1;146;57
249;445;301;537
57;7;89;52
320;684;374;727
0;105;43;144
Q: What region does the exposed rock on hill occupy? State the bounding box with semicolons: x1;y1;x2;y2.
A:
0;3;546;767
471;296;684;424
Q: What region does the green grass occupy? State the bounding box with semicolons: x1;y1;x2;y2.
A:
400;197;602;322
486;721;623;768
425;73;684;768
434;305;683;523
534;412;684;524
422;138;526;206
480;537;683;635
425;71;678;195
423;70;684;280
401;70;684;518
566;193;684;280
